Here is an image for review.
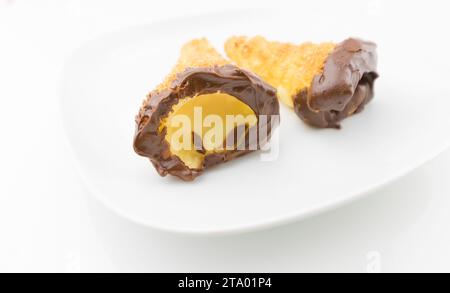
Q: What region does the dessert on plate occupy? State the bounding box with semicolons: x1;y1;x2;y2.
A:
134;39;279;181
225;36;378;128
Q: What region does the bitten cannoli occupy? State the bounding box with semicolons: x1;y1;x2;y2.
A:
225;36;378;128
134;39;279;181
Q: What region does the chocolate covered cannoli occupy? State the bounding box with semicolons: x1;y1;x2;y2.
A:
134;39;279;181
225;36;378;128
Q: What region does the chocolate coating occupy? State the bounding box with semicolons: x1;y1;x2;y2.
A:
134;64;279;181
294;38;378;128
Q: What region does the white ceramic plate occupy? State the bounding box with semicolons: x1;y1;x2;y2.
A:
61;8;450;235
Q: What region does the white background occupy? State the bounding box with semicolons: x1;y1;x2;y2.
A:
1;0;450;272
